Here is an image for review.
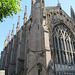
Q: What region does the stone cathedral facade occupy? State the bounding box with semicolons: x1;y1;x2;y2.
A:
0;0;75;75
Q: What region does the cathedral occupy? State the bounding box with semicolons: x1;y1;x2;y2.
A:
0;0;75;75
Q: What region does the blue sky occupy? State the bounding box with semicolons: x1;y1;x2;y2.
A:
0;0;75;54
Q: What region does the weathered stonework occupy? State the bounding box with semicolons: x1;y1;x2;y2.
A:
0;0;75;75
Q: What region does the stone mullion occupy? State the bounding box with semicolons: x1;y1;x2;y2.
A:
72;42;75;65
72;53;74;65
70;53;72;65
62;36;65;65
57;34;62;65
63;34;68;65
72;42;74;65
69;38;72;52
69;38;74;65
71;41;74;65
63;48;65;65
72;41;75;65
67;38;70;51
61;38;65;65
60;37;62;65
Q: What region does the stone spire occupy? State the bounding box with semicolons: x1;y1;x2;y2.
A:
24;6;27;24
16;16;20;32
11;24;14;39
70;6;75;20
4;31;10;48
7;30;10;41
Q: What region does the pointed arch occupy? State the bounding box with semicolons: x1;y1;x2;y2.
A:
52;23;75;66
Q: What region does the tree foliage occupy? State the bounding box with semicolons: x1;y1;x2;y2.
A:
0;0;22;22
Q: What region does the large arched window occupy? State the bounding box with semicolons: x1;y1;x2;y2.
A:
53;24;74;65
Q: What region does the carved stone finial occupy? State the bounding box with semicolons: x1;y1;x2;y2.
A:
16;16;20;32
57;0;61;8
8;30;10;41
24;6;27;24
11;24;14;38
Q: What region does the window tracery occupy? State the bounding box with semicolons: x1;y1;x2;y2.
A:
53;25;74;66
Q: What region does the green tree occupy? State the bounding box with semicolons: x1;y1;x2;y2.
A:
0;0;22;22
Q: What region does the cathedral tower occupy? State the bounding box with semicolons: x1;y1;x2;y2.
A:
25;0;51;75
